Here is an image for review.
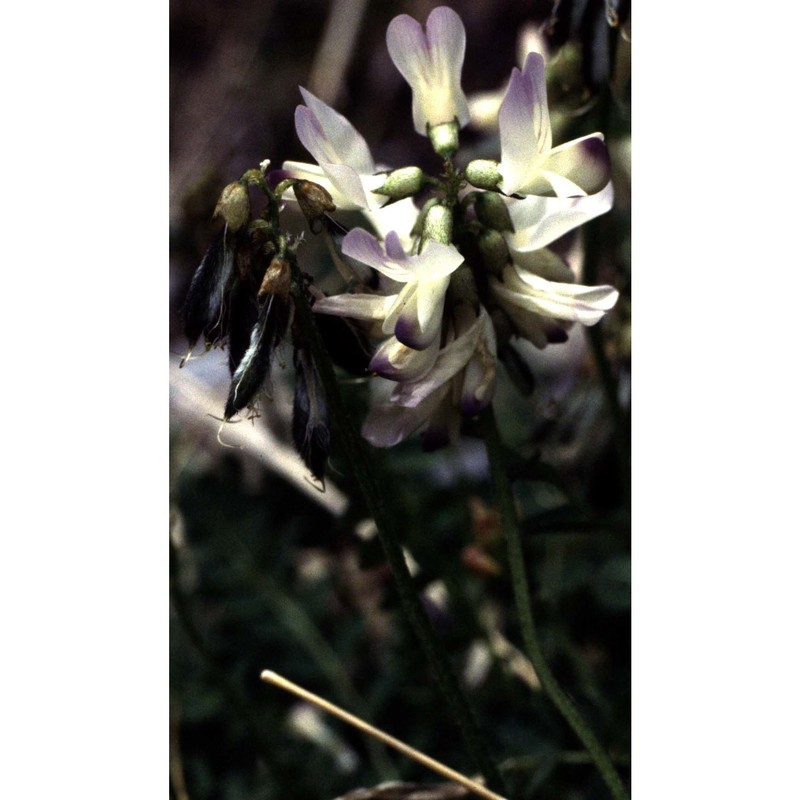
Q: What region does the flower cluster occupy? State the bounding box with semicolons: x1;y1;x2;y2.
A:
280;7;618;448
181;6;620;467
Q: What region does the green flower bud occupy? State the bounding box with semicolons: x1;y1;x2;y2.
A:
374;166;426;200
428;120;460;159
214;182;250;231
447;264;480;311
475;191;514;233
478;229;511;276
465;159;502;191
421;203;453;245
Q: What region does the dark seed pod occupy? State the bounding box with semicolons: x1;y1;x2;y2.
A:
181;230;235;349
292;348;330;481
224;293;290;419
225;281;259;375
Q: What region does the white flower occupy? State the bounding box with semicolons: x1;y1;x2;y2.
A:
362;306;497;448
282;88;420;243
313;228;463;355
386;6;470;135
504;183;615;269
489;261;619;349
284;87;384;211
498;52;610;197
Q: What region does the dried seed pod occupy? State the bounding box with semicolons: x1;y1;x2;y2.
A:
181;230;235;351
292;347;331;481
224;292;290;419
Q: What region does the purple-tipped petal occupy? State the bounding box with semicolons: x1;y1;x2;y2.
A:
297;88;375;174
533;134;611;197
386;7;470;134
391;311;485;408
498;52;551;194
369;336;438;381
392;279;448;350
342;229;463;283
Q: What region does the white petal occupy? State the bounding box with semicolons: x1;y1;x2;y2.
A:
490;268;619;325
392;277;449;349
319;161;370;209
297;88;375;175
342;229;463;283
528;134;611;197
313;292;397;321
361;387;447;447
505;183;614;253
386;7;469;133
391;310;484;407
498;52;551;194
364;197;420;245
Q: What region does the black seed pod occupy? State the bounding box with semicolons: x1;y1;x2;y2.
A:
292;348;330;480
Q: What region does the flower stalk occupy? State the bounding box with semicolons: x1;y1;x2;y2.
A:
478;406;629;800
287;253;508;796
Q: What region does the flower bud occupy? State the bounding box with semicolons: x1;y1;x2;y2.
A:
478;229;511;276
447;264;479;310
465;159;502;191
475;191;514;233
294;180;336;233
214;182;250;231
428;120;460;160
374;166;426;200
421;203;453;245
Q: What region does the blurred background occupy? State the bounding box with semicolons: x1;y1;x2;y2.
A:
170;1;631;798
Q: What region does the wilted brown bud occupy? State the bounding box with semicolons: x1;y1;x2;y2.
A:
214;182;250;231
294;180;336;233
258;256;292;302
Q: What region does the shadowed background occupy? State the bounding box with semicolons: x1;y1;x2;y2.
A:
170;2;630;798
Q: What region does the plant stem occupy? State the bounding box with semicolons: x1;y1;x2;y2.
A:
289;257;507;796
478;406;629;800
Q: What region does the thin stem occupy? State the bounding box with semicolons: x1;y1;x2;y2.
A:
288;257;507;797
262;671;507;800
478;407;629;800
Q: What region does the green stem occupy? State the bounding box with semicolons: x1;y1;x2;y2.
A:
289;258;507;796
478;407;629;800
